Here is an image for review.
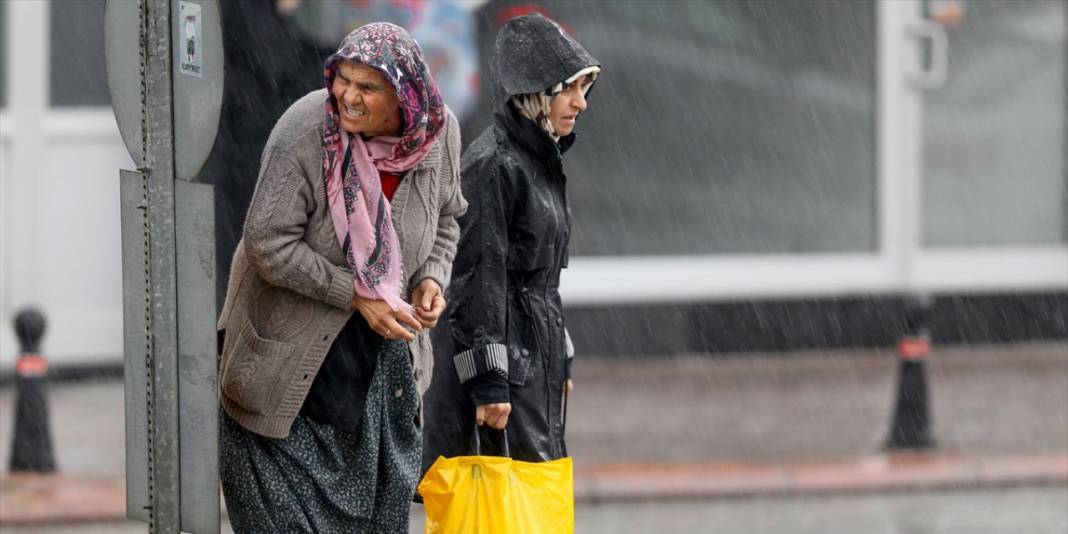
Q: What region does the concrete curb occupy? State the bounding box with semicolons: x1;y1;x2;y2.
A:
2;452;1065;526
0;473;125;526
574;452;1068;502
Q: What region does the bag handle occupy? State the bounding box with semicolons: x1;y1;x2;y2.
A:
473;422;511;458
561;386;569;457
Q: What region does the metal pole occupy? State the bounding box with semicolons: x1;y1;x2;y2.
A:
142;0;181;531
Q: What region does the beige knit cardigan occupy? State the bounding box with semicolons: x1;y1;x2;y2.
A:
217;89;467;438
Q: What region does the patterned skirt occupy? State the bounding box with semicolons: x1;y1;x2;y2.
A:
220;339;421;534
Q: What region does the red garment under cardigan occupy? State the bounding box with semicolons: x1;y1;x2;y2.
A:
380;171;401;201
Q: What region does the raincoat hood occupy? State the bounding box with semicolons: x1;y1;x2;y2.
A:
492;13;601;108
492;13;600;155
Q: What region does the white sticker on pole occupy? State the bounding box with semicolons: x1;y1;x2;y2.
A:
178;1;203;78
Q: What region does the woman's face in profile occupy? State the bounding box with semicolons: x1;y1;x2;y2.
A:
548;74;593;138
331;60;402;138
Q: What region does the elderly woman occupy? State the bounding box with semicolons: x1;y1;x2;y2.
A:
422;13;600;469
216;23;465;532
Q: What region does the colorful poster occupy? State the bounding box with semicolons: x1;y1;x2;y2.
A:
179;1;203;77
334;0;481;120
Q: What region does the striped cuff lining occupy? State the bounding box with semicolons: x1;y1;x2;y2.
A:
453;343;508;383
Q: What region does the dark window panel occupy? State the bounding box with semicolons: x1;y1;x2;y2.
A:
469;0;879;256
0;2;7;108
50;0;110;107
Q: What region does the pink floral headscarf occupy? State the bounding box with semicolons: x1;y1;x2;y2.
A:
321;23;446;312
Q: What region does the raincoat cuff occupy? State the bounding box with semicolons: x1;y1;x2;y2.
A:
453;343;508;383
466;372;510;406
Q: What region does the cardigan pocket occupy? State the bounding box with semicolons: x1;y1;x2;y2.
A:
221;315;299;415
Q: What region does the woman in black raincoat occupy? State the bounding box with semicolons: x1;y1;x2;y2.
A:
423;13;600;468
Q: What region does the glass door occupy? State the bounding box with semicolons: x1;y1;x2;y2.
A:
912;0;1068;291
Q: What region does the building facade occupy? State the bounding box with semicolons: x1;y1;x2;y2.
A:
1;0;1065;368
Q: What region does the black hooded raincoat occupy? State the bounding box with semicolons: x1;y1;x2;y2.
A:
422;14;600;469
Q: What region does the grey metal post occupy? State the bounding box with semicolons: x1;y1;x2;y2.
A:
110;1;223;531
143;0;182;531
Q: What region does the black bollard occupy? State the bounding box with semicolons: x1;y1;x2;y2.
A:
9;308;56;472
884;295;936;450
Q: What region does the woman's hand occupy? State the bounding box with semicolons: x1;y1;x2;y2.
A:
565;379;574;395
410;278;446;328
476;402;511;429
352;294;421;341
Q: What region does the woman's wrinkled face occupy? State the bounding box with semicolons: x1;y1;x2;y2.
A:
331;60;402;137
547;74;593;137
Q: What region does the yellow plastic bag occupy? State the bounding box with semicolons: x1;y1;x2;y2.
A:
418;454;574;534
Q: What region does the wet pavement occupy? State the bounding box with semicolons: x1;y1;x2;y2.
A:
4;487;1066;534
0;342;1065;529
568;486;1068;534
3;342;1065;471
567;342;1068;463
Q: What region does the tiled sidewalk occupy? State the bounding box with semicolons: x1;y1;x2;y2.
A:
1;342;1065;526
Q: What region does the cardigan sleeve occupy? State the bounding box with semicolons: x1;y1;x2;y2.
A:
412;111;468;291
242;146;355;310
